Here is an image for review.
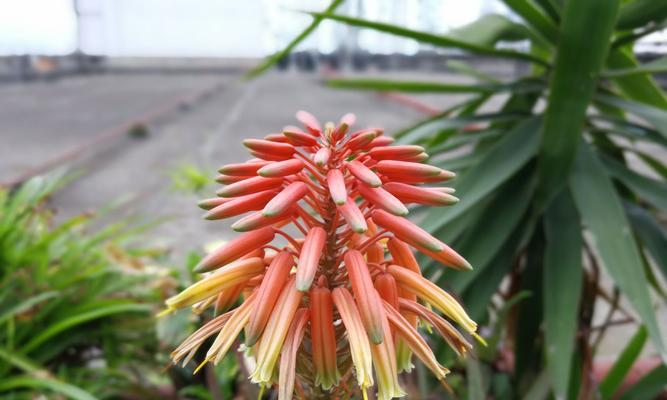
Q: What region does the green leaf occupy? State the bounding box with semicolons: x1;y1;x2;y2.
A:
613;20;667;49
397;113;521;145
604;56;667;78
534;0;562;22
446;60;500;83
0;347;42;374
0;375;97;400
306;12;549;66
245;0;344;78
617;0;667;30
515;231;545;382
523;370;551;400
392;94;494;144
590;114;667;146
448;13;540;46
476;290;531;361
22;303;151;354
428;129;502;154
543;190;582;400
461;229;523;323
569;142;665;358
606;48;667;109
618;364;667;400
447;171;536;293
501;0;559;43
466;356;490;400
602;155;667;213
0;291;59;324
422;117;541;233
326;77;543;94
536;0;620;207
626;202;667;281
599;326;648;399
635;151;667;180
596;93;667;138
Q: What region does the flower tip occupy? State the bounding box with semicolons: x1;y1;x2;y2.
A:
296;281;312;292
156;307;174;318
202;212;217;220
231;224;246;232
245;333;260;347
193;261;213;273
368;329;384;344
198;198;219;210
472;332;487;346
354;226;368;234
193;357;211;375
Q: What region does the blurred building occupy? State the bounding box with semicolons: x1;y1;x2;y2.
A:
0;0;536;57
0;0;665;58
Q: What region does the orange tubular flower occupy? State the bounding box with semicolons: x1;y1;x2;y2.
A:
295;227;326;291
204;190;278;220
372;209;471;270
310;283;340;389
194;227;275;272
246;251;294;346
217;176;284;197
164;111;479;399
382;301;449;381
326;169;347;205
332;287;373;391
262;182;309;217
251;277;303;384
218;161;269;176
279;308;309;400
165;257;265;311
257;158;305;177
345;250;386;344
383;182;459;206
387;238;420;371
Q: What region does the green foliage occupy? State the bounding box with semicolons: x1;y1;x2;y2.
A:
170;163;212;194
543;191;582;398
0;173;164;398
599;326;648;399
258;0;667;397
245;0;345;78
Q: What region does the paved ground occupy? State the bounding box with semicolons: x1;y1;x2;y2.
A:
1;69;664;358
1;70;483;253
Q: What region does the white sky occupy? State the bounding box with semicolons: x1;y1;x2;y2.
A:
0;0;500;56
0;0;663;57
0;0;77;54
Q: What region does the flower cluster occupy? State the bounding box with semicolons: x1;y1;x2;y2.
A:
163;111;480;399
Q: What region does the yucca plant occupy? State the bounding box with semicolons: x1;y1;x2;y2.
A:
163;111;487;399
0;173;163;399
250;0;667;398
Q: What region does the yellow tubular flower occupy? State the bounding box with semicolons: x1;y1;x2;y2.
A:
251;277;303;384
332;287;374;390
